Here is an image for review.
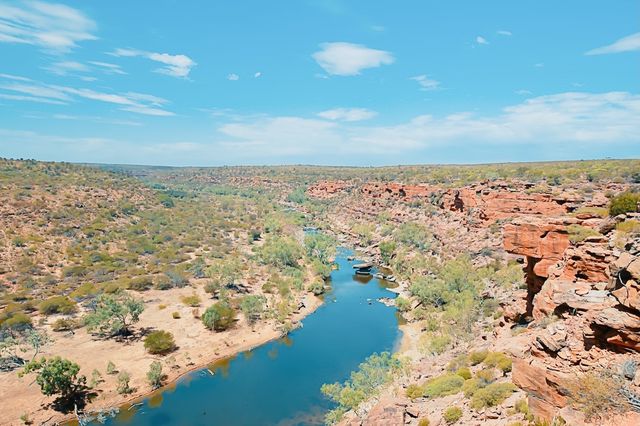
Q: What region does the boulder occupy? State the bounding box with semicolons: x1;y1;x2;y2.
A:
512;359;568;414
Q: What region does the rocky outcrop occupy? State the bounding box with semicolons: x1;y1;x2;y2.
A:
360;182;434;200
306;180;352;198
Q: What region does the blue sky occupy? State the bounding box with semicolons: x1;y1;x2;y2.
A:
0;0;638;166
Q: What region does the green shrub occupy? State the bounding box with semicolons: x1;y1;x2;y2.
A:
1;311;32;331
443;406;463;424
143;330;176;354
38;296;76;315
106;361;117;375
483;352;512;373
181;294;201;307
469;350;488;365
418;419;430;426
447;354;469;371
147;361;164;389
616;220;640;234
566;225;600;244
172;311;181;319
128;276;153;291
202;302;236;331
515;398;529;415
117;371;132;394
470;382;517;409
462;377;484;397
422;373;465;398
456;367;472;380
406;383;424;399
51;317;81;332
609;192;640;216
395;297;410;312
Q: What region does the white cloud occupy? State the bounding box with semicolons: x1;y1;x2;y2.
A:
215;92;640;160
515;89;532;95
411;75;441;91
254;72;262;78
497;30;512;36
317;108;377;122
312;42;394;76
45;61;89;75
476;36;489;45
0;1;96;51
0;74;174;116
586;32;640;55
110;48;196;78
89;61;126;75
227;73;239;81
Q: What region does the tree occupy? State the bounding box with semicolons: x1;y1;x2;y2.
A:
321;352;403;424
146;361;163;389
378;241;397;264
258;236;303;269
207;257;243;287
304;233;336;264
202;302;236;331
84;293;144;337
117;371;132;394
240;295;266;325
19;357;86;401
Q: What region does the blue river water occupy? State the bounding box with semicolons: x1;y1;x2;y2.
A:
97;248;401;426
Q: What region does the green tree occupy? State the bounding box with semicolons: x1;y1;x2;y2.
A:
146;361;163;389
85;293;144;337
239;295;266;325
378;241;397;264
207;256;243;287
304;233;336;264
258;236;303;269
202;302;236;331
19;357;87;401
321;352;402;424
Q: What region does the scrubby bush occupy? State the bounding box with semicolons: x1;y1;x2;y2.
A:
395;297;410;312
143;330;176;354
422;373;465;398
470;382;516;409
406;383;424;400
609;192;640;216
566;225;600;244
181;294;201;307
443;406;463;424
483;352;512;373
617;220;640;234
463;377;484;397
117;371;132;394
564;371;628;421
202;302;236;331
456;367;472;380
469;350;488;365
128;276;153;291
38;296;77;315
51;318;81;332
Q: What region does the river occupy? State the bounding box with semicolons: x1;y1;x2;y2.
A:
96;248;402;426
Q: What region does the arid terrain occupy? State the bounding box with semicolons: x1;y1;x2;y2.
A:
2;159;640;425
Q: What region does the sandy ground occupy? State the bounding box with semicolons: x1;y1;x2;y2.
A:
0;285;322;426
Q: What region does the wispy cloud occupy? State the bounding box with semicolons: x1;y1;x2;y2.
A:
515;89;532;96
411;75;441;91
44;61;89;75
254;72;262;78
110;48;196;78
497;30;512;36
0;0;96;51
88;61;126;75
317;108;377;122
585;32;640;55
476;36;489;45
312;42;394;76
227;73;239;81
0;74;174;116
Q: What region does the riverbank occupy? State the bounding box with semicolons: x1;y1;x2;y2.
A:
0;287;323;426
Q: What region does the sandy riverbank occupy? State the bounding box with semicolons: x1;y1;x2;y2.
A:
0;285;323;426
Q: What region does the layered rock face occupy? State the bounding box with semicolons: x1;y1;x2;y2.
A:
504;210;640;421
